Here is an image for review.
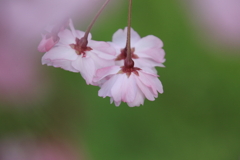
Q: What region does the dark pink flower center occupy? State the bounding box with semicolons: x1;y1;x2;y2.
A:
119;64;141;77
115;47;138;61
70;38;92;57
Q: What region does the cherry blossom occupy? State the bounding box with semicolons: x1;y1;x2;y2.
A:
94;65;163;107
93;0;165;107
41;22;116;85
110;27;166;68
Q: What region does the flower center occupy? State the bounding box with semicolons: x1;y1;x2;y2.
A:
115;47;138;61
70;38;92;57
118;65;141;77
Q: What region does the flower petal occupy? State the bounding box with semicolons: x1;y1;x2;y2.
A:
135;75;155;101
111;74;125;102
94;66;121;82
135;35;163;51
127;90;145;107
139;71;163;94
89;41;116;56
72;56;95;85
112;27;141;48
58;29;75;46
42;46;77;60
38;36;55;52
136;48;165;63
99;75;118;98
121;74;137;103
134;57;165;68
42;46;78;72
90;52;115;69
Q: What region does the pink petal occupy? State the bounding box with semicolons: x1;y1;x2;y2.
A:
140;67;158;74
134;57;165;68
112;29;127;47
114;100;121;107
69;18;77;37
99;75;118;98
138;71;158;95
42;46;77;61
135;35;163;51
42;46;78;72
89;52;115;69
58;29;75;45
152;77;164;94
111;74;125;102
38;36;55;52
135;75;155;101
121;75;137;103
43;59;78;72
112;27;141;47
127;90;145;107
89;41;116;56
72;56;95;85
91;49;116;60
94;66;121;82
110;98;121;107
136;48;166;63
139;71;163;94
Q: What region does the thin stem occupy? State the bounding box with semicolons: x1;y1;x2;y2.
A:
126;0;132;60
83;0;111;39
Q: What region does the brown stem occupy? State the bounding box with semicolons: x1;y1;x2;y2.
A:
126;0;132;60
83;0;111;39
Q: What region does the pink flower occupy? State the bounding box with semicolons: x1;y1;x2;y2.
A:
38;19;70;52
110;27;166;68
94;65;163;107
42;22;116;85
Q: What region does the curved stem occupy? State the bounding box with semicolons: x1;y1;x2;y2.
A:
126;0;132;60
83;0;111;39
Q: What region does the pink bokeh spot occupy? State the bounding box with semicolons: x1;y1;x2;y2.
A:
184;0;240;48
0;136;84;160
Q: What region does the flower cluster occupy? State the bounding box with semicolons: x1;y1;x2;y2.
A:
38;0;165;107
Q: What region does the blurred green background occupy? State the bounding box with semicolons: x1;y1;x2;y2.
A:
1;0;240;160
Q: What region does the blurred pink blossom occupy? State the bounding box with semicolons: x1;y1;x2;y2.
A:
184;0;240;48
0;45;48;106
38;19;70;52
2;0;110;40
0;136;85;160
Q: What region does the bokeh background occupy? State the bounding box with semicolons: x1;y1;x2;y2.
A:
0;0;240;160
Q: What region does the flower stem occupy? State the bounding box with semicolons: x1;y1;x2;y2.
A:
126;0;132;60
83;0;111;39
